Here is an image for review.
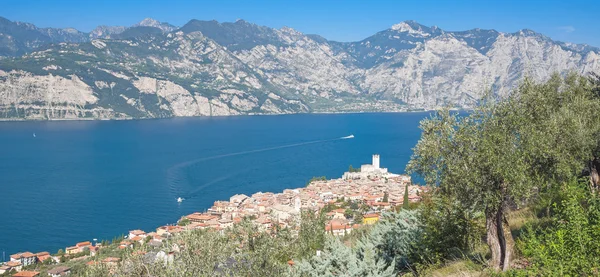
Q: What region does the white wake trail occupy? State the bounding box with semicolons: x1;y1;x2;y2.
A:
167;136;351;198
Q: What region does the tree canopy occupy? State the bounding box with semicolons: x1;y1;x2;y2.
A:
407;73;600;271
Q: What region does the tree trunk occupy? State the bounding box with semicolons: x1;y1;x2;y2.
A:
485;207;514;271
501;214;515;271
590;157;600;193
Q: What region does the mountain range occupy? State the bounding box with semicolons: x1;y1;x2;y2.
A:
0;17;598;120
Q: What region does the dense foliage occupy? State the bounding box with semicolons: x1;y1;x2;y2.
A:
407;73;600;271
292;209;421;277
511;180;600;276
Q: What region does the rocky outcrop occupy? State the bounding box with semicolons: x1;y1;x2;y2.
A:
0;70;124;119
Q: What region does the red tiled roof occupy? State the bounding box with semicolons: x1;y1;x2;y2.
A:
12;271;40;277
103;257;120;263
36;254;51;262
186;213;217;222
363;213;380;218
6;261;21;267
129;229;146;235
11;252;35;259
76;241;91;248
22;252;35;258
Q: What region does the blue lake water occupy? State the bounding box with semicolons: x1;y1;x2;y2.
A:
0;112;430;258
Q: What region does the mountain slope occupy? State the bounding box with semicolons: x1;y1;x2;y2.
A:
0;16;88;56
0;18;599;120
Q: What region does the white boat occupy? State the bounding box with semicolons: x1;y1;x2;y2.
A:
177;197;184;203
341;134;354;139
33;133;36;138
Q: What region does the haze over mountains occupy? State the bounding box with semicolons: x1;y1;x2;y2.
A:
0;17;598;120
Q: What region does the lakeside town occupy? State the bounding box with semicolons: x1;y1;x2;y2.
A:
0;155;426;276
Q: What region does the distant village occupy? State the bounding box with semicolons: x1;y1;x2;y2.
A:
0;155;426;276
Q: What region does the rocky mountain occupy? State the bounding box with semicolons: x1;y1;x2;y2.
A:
0;17;599;120
134;18;177;33
0;16;88;56
88;25;127;39
90;18;177;39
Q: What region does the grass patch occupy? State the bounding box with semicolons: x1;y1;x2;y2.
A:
419;260;487;277
507;208;536;232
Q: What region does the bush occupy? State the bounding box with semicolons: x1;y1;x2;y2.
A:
514;180;600;276
417;191;485;264
293;209;423;276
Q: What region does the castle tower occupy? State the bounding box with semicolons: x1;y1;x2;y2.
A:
372;154;380;169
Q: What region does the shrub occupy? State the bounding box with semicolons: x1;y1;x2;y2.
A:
515;180;600;276
293;209;423;276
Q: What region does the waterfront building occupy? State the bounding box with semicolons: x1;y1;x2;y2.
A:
75;241;91;252
65;246;78;255
10;252;36;267
6;261;22;271
128;230;147;239
34;252;51;263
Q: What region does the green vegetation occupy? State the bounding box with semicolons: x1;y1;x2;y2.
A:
348;165;361;172
177;218;191;226
293;210;421;276
403;185;409;209
407;73;600;272
509;179;600;276
306;176;326;186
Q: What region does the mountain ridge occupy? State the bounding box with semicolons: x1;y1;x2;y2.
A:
0;17;598;120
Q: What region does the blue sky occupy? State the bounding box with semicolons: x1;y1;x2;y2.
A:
3;0;599;46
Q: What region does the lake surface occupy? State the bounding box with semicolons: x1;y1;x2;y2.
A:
0;112;430;258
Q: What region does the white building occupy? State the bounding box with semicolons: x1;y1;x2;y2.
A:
360;154;387;174
10;252;36;267
343;154;397;180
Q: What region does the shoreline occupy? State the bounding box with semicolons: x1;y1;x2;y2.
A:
0;109;457;123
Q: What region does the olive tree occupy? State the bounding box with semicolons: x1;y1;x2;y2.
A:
407;74;600;271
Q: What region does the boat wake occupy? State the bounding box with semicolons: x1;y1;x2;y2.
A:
167;135;351;199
